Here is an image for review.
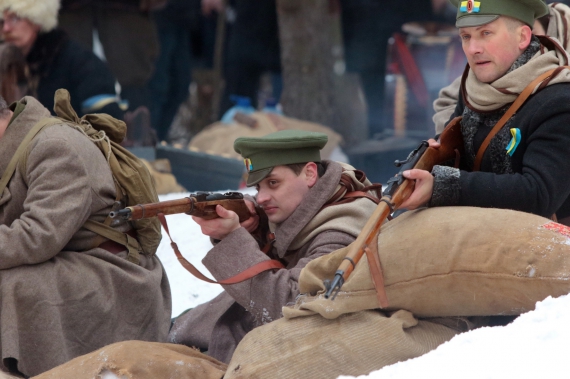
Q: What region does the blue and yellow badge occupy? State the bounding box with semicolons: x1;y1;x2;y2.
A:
243;158;253;172
506;128;521;156
460;0;481;13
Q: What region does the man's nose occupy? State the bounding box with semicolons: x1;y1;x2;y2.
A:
256;189;270;205
465;40;482;56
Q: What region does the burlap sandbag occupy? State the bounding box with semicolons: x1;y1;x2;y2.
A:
32;341;227;379
225;309;459;379
188;112;342;160
284;207;570;319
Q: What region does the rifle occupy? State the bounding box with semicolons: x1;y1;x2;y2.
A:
109;191;251;222
323;117;464;305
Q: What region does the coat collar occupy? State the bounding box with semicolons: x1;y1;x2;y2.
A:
272;160;342;258
0;97;51;176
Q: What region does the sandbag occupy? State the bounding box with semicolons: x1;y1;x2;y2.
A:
225;309;459;379
284;207;570;319
32;341;227;379
188;112;343;160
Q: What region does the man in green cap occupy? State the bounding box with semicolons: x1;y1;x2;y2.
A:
400;0;570;227
169;130;379;363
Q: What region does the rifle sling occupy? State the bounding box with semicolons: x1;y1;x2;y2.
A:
364;233;389;308
158;213;285;285
473;67;565;171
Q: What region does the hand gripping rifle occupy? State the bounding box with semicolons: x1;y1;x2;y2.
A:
110;191;286;285
109;191;251;222
323;117;464;306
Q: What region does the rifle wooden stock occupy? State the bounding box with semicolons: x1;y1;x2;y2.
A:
110;193;252;223
324;117;464;302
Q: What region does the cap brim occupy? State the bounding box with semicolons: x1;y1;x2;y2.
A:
245;167;273;187
456;14;499;28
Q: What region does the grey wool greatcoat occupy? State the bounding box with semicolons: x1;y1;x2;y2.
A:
169;161;376;363
0;97;172;377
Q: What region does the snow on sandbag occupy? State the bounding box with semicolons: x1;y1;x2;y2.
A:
284;207;570;319
32;341;226;379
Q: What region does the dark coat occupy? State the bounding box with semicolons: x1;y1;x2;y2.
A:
432;83;570;219
26;29;124;120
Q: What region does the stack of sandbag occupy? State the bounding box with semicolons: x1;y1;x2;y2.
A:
225;207;570;378
141;158;186;195
32;341;226;379
188;112;343;161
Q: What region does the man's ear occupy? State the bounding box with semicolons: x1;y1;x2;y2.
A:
519;24;533;50
303;162;318;188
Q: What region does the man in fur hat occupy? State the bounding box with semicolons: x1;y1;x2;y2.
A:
169;130;380;363
0;93;171;377
0;0;125;119
401;0;570;226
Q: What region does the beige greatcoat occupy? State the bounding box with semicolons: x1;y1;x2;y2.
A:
0;97;171;377
169;161;377;363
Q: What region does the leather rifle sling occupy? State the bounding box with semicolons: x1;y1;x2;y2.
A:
473;67;563;171
158;213;285;285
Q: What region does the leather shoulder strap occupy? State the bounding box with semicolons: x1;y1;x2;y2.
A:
473;68;562;171
0;117;60;198
158;213;285;285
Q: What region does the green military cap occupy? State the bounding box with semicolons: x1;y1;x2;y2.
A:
449;0;548;28
234;130;328;187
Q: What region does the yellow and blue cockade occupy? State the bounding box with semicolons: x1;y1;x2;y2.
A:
506;128;521;156
460;1;481;13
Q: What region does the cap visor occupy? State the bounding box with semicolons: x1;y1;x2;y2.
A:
456;14;499;28
246;167;273;187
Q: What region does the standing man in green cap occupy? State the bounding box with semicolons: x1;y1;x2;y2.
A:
400;0;570;225
169;130;379;363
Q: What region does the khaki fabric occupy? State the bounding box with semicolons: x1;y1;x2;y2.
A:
169;161;377;363
141;159;186;194
0;97;171;376
188;112;343;161
225;309;459;379
0;372;20;379
33;341;226;379
284;207;570;319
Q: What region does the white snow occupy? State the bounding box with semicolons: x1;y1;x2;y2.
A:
156;189;255;317
157;191;570;379
340;293;570;379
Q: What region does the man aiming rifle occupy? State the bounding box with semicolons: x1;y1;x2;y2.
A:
168;130;380;363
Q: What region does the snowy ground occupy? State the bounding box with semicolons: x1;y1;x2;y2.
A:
156;190;570;379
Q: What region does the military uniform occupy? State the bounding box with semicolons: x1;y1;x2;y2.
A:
0;97;171;376
169;131;378;363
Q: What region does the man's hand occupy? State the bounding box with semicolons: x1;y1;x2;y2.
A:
192;205;240;240
427;138;440;149
398;169;434;210
240;199;259;233
397;138;439;210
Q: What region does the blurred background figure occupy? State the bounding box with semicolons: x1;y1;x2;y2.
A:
339;0;454;139
148;0;201;142
0;0;125;119
59;0;161;112
217;0;282;116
